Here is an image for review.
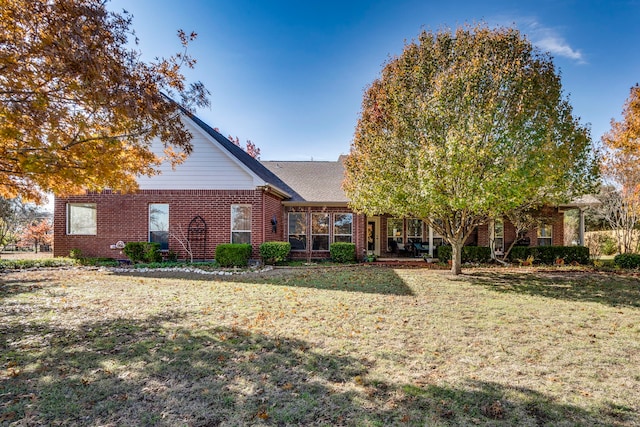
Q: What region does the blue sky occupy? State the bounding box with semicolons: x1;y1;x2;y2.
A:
108;0;640;161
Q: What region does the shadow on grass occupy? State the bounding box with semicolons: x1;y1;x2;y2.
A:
112;264;415;296
465;270;640;308
2;310;634;426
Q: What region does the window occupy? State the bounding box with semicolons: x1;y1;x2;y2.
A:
334;213;353;243
288;212;307;250
311;213;330;251
494;219;504;253
387;218;404;251
149;204;169;250
537;223;553;246
407;219;423;243
231;205;252;244
67;203;97;235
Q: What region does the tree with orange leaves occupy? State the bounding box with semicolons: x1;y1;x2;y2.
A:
600;85;640;253
18;219;53;253
0;0;209;203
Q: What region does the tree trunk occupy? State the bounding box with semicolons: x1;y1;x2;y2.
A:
450;240;463;275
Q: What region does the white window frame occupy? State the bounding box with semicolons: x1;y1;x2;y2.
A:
407;219;423;243
537;223;553;246
149;203;169;250
333;213;353;243
231;204;252;244
67;203;97;235
387;218;404;251
288;212;307;250
311;212;330;251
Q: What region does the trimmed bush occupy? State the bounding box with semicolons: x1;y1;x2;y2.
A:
509;246;530;262
330;242;356;263
0;258;77;271
437;245;451;263
78;257;120;267
123;242;161;263
260;241;291;265
614;253;640;269
215;243;252;267
508;246;590;265
437;245;491;263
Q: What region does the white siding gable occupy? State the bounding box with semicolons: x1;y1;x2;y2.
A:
136;116;266;190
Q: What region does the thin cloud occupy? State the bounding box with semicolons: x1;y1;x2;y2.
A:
525;20;586;64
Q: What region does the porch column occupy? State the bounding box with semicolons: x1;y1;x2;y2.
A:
578;208;585;246
428;226;434;257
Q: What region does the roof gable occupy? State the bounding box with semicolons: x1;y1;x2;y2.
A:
137;111;296;198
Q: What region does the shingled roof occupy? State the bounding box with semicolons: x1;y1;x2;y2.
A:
261;156;349;204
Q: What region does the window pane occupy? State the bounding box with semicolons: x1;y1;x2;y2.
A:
537;223;552;246
149;204;169;232
538;223;552;238
232;231;251;244
149;204;169;250
232;205;251;231
335;235;352;243
312;235;329;251
289;235;307;250
289;212;307;250
407;219;423;239
289;212;306;235
494;219;504;238
312;213;329;234
387;219;403;238
387;218;404;250
68;203;97;235
334;213;353;235
150;231;169;249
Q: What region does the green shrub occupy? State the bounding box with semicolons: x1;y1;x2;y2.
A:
462;246;492;263
260;241;291;264
437;245;491;263
329;242;356;263
613;253;640;269
0;258;77;270
509;246;530;262
508;246;590;265
123;242;161;263
215;243;252;267
601;236;617;256
69;248;83;259
437;245;451;263
166;250;178;262
78;257;119;267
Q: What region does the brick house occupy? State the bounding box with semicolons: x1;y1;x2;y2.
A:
53;112;568;261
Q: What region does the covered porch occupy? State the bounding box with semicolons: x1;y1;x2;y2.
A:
365;216;449;260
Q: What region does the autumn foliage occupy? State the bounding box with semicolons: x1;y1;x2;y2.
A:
602;85;640;192
0;0;209;202
600;85;640;253
18;219;53;252
344;24;596;274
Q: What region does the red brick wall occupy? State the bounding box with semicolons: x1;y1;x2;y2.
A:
54;189;282;260
263;191;285;243
500;208;565;248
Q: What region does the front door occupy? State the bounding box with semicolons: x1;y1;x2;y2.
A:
367;217;381;256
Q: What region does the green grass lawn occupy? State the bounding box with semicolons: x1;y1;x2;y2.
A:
1;265;639;426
